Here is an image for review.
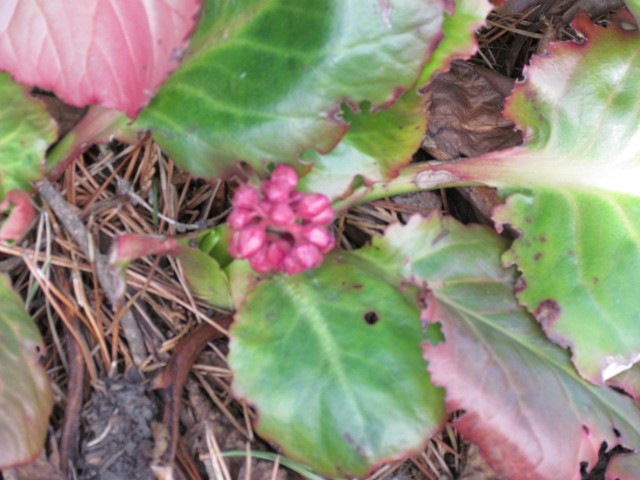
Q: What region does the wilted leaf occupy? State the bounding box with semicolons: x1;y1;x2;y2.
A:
0;73;57;197
229;253;445;477
374;214;640;480
299;0;492;199
418;18;640;383
0;0;200;117
137;0;446;179
0;274;52;468
422;60;522;160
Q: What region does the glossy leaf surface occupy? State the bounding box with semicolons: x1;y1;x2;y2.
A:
0;0;200;117
0;73;57;197
376;214;640;480
137;0;445;179
420;19;640;383
229;253;445;477
0;274;52;467
299;0;491;200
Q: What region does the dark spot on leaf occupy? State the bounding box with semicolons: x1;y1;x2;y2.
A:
432;229;449;246
533;299;561;328
525;216;533;224
583;425;590;434
539;235;547;243
593;276;599;284
568;250;575;256
364;310;380;325
515;276;527;293
352;284;363;289
534;252;543;261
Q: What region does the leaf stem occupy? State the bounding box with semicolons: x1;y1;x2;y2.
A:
332;161;482;212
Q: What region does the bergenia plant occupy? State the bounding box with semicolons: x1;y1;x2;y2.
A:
1;0;640;479
228;165;335;274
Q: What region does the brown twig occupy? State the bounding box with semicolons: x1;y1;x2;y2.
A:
152;318;233;473
36;177;148;365
55;267;85;475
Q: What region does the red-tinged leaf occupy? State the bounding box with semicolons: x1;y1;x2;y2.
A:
608;365;640;403
0;190;36;243
371;214;640;480
136;0;447;179
0;274;52;468
414;18;640;383
110;233;180;266
299;0;492;200
0;0;200;117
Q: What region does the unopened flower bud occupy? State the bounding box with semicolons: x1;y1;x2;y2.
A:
303;225;334;250
262;180;292;202
271;165;298;190
282;255;304;275
227;208;257;230
310;207;335;225
237;225;266;258
232;185;260;209
249;246;272;273
292;242;322;269
269;203;295;226
297;194;332;220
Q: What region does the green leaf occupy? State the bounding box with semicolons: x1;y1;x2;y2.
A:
299;0;492;200
229;253;445;477
626;0;640;24
176;247;234;311
136;0;446;178
376;214;640;480
417;19;640;383
0;73;57;197
0;274;52;468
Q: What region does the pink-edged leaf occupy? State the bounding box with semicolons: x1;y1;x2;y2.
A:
606;453;640;480
0;0;200;117
0;190;36;243
110;233;180;265
299;0;492;200
0;274;52;468
372;214;640;480
136;0;448;179
415;18;640;383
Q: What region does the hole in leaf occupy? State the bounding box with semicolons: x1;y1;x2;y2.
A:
364;310;380;325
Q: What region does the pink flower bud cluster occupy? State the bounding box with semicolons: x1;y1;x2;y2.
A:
228;165;335;275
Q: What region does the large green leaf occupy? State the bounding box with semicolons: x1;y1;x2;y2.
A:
229;253;445;478
299;0;493;200
415;18;640;383
0;274;52;467
136;0;445;178
0;73;57;197
374;214;640;480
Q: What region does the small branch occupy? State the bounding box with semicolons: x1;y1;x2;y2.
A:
37;178;148;365
152;318;233;473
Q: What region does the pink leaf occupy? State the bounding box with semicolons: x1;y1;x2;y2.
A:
0;0;200;117
0;190;35;243
111;233;180;265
